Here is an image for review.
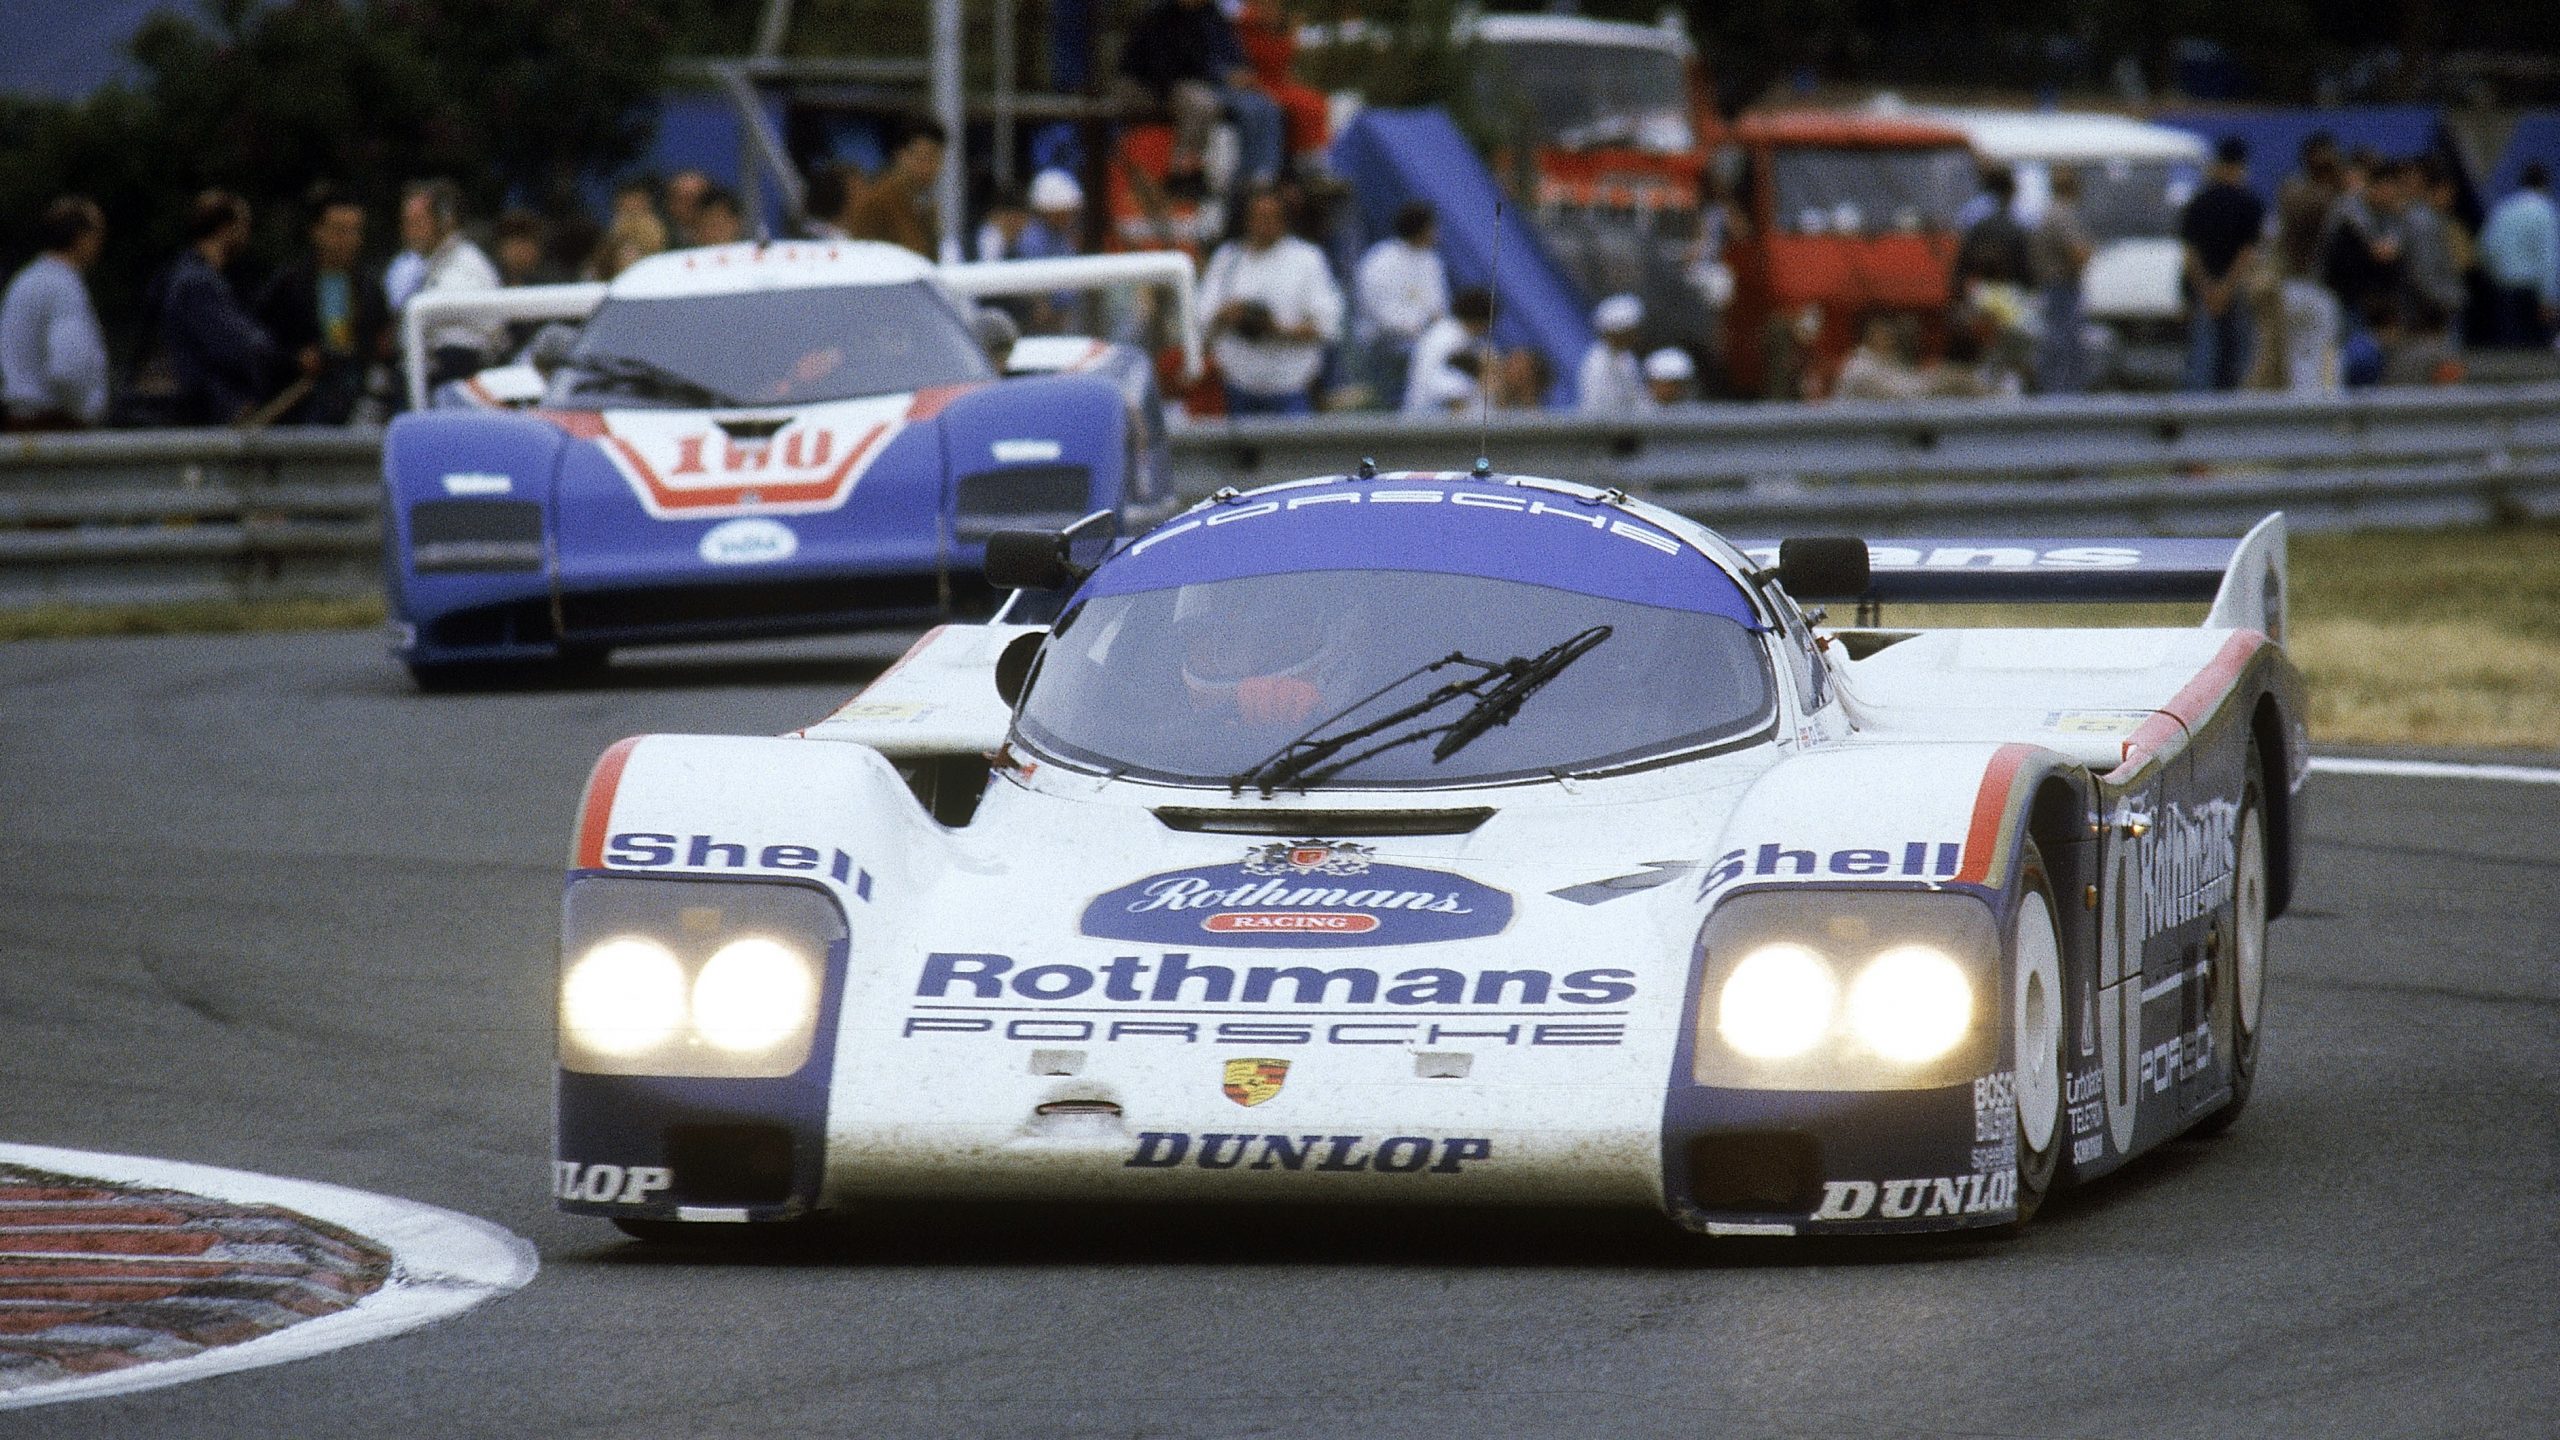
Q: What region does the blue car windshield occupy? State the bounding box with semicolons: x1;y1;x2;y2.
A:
1016;567;1775;787
550;281;992;408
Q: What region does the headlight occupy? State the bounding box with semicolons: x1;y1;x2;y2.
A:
692;937;819;1055
1717;943;1837;1059
1846;945;1972;1062
562;936;688;1055
1693;890;2000;1090
559;878;844;1078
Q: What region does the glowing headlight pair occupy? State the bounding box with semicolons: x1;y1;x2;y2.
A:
561;934;818;1058
1716;941;1972;1063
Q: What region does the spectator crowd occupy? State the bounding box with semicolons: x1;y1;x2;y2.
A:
5;0;2557;432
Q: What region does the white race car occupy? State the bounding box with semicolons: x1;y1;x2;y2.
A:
552;467;2304;1239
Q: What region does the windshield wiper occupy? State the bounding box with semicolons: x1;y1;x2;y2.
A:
1428;624;1612;763
571;351;740;408
1227;651;1507;798
1226;625;1612;796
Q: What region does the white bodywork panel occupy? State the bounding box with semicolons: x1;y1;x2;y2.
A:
571;484;2289;1210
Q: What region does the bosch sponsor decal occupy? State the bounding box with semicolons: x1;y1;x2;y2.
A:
1700;841;1965;896
1811;1171;2017;1221
1125;486;1686;559
1222;1056;1290;1106
1125;1133;1493;1173
602;830;874;898
1972;1070;2016;1144
697;516;799;565
593;396;917;519
553;1162;672;1205
1080;840;1514;948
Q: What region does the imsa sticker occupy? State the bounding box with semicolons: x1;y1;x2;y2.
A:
1081;840;1514;949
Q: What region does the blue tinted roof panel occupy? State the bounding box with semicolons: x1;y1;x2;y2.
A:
1084;478;1762;628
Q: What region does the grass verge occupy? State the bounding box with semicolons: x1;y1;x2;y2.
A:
0;594;385;643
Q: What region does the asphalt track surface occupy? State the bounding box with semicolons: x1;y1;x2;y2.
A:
1;628;2553;1440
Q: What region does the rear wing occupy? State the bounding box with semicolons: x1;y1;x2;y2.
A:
1741;513;2288;642
937;251;1202;381
402;282;605;410
399;249;1204;409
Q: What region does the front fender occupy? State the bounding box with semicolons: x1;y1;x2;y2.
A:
938;373;1132;539
381;410;572;658
1663;741;2097;1234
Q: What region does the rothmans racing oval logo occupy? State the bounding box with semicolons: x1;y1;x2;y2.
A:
1080;840;1514;948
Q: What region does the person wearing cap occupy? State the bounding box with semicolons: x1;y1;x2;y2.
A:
1578;294;1647;415
1012;169;1088;332
1642;347;1694;407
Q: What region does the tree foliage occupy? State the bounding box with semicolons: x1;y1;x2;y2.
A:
0;0;754;356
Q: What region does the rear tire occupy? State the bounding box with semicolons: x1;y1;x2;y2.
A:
2011;840;2068;1224
2193;744;2269;1136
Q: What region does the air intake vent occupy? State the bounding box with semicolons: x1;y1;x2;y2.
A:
1153;808;1494;837
955;464;1091;539
410;499;544;572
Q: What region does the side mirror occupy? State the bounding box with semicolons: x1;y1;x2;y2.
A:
1775;537;1870;601
993;630;1044;707
984;529;1084;592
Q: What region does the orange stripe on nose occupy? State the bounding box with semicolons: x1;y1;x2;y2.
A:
573;736;644;869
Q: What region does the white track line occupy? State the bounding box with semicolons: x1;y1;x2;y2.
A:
2307;756;2560;786
0;1144;535;1412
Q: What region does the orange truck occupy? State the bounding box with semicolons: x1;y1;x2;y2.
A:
1467;13;1973;396
1709;109;1974;396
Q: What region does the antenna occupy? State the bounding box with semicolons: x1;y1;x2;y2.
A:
1475;198;1502;480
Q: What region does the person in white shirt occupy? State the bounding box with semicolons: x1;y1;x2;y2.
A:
1642;347;1695;407
1200;187;1344;416
1577;293;1648;415
399;177;503;389
0;196;110;430
1402;287;1493;415
1354;201;1447;410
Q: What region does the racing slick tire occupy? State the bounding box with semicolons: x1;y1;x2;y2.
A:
2191;743;2269;1137
2010;839;2068;1225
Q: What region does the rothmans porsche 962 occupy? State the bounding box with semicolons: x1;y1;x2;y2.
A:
382;242;1196;688
550;466;2303;1240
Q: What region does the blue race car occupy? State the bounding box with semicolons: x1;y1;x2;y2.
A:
382;242;1193;688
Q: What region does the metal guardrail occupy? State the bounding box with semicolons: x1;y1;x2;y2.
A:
4;384;2558;610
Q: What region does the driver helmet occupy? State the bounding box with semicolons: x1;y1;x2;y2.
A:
1172;580;1354;726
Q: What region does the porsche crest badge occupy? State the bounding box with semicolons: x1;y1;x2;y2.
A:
1221;1057;1290;1107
